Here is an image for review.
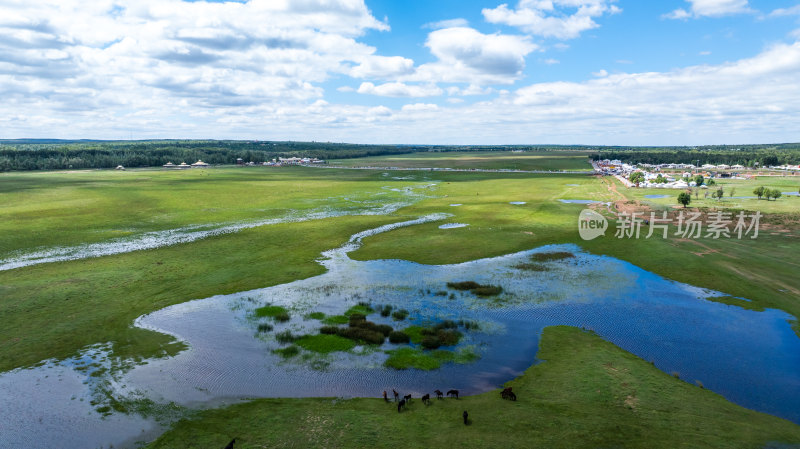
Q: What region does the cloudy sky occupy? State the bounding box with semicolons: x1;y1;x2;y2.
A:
1;0;799;144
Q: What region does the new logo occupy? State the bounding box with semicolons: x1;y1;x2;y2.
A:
578;209;607;240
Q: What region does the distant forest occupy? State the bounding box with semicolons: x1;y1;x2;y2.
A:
1;139;799;171
591;143;800;167
0;140;600;171
0;140;418;171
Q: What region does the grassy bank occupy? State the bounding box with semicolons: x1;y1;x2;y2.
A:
352;175;800;329
0;214;394;371
146;326;800;448
0;166;415;256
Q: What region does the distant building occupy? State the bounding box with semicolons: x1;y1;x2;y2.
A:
163;162;175;168
177;162;191;169
191;160;209;168
236;158;244;165
115;165;125;171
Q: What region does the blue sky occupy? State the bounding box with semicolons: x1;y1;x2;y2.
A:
1;0;799;144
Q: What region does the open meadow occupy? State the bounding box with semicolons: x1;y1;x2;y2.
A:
1;154;800;448
329;150;594;171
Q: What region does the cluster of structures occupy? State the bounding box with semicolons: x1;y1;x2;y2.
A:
593;159;748;189
162;160;209;169
236;157;325;166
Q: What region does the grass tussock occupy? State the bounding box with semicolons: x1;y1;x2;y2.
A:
529;251;575;262
275;330;297;344
319;314;395;345
513;262;549;272
272;345;300;358
447;281;503;297
321;315;349;325
294;334;355;354
305;312;325;320
391;309;409;321
255;305;291;322
388;331;411;344
345;303;374;316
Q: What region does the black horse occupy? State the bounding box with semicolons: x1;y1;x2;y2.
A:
403;394;412;403
501;387;517;401
434;389;444;399
393;389;399;402
447;389;459;399
463;410;469;425
397;399;406;413
224;438;236;449
421;393;430;405
502;391;517;401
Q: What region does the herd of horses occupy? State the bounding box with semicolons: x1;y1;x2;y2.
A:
220;387;519;448
385;386;517;426
387;388;462;412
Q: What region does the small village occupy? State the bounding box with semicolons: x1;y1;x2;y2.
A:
593;158;800;189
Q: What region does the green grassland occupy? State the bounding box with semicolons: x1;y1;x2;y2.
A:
329;150;593;171
351;175;800;329
2;157;800;446
2;166;798;370
146;326;800;449
625;176;800;213
0;214;400;371
0;166;412;255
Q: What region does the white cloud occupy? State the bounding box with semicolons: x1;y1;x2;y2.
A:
542;58;560;65
407;27;537;85
665;0;752;19
769;5;800;17
349;55;415;79
0;0;394;121
0;0;798;146
367;105;392;116
482;0;621;40
401;103;439;112
699;50;712;55
446;84;496;96
357;82;443;97
225;41;800;145
422;18;469;29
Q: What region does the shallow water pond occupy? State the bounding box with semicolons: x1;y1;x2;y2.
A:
2;216;800;448
439;223;469;229
644;194;672;199
559;199;608;204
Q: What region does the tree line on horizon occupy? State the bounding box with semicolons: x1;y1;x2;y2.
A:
0;140;418;171
1;139;799;171
592;145;800;167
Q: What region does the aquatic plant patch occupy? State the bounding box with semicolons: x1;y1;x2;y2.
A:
447;281;503;297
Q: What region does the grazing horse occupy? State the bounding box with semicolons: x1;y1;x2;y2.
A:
397;399;406;413
434;389;444;400
463;410;469;425
403;394;412;403
447;389;459;399
501;387;517;401
502;391;517;401
383;390;389;402
421;393;430;405
224;438;236;449
393;389;399;402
